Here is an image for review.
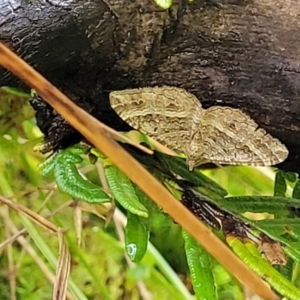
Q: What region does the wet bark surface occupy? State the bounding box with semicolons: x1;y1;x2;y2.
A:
1;0;300;172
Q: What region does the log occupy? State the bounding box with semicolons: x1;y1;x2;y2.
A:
1;0;300;173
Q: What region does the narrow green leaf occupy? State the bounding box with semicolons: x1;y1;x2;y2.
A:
156;152;227;199
244;240;300;300
274;257;295;281
217;196;300;218
292;180;300;199
67;144;88;156
39;145;86;176
134;186;161;215
125;212;149;262
105;165;148;217
39;147;110;203
274;171;287;197
182;230;217;300
38;152;59;176
227;236;300;300
54;162;110;203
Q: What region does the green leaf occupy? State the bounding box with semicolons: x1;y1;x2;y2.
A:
125;212;149;262
54;161;110;203
217;196;300;218
182;230;217;300
274;257;295;281
39;147;110;203
293;181;300;199
245;240;300;300
227;236;300;300
155;153;227;199
251;219;300;259
283;172;298;183
38;153;58;176
274;170;287;197
105;165;148;217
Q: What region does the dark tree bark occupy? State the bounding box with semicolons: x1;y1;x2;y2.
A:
1;0;300;173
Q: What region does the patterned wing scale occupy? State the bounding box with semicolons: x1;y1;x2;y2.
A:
110;86;201;152
197;106;288;166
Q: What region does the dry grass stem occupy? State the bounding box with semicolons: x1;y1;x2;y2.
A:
73;203;83;246
1;209;75;300
0;228;26;251
0;195;59;234
53;230;71;300
1;206;17;300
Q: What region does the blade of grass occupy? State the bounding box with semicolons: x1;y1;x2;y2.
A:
19;215;91;300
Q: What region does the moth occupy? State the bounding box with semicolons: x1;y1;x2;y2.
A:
109;86;289;170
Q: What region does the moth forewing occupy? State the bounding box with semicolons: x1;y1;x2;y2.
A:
109;86;201;153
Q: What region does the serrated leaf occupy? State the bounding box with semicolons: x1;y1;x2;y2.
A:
54;162;110;203
217;196;300;218
227;236;300;300
105;165;148;217
182;230;217;300
125;212;149;262
39;147;110;203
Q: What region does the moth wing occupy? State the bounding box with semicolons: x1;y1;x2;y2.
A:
200;106;288;166
109;86;198;152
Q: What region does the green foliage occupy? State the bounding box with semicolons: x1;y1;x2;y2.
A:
39;145;110;203
0;121;190;300
105;164;149;217
274;170;288;196
36;143;300;299
155;152;227;199
39;143;300;299
0;86;34;135
252;219;300;260
182;230;217;300
228;237;300;300
125;212;149;262
3;87;300;299
293;180;300;199
214;195;300;218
